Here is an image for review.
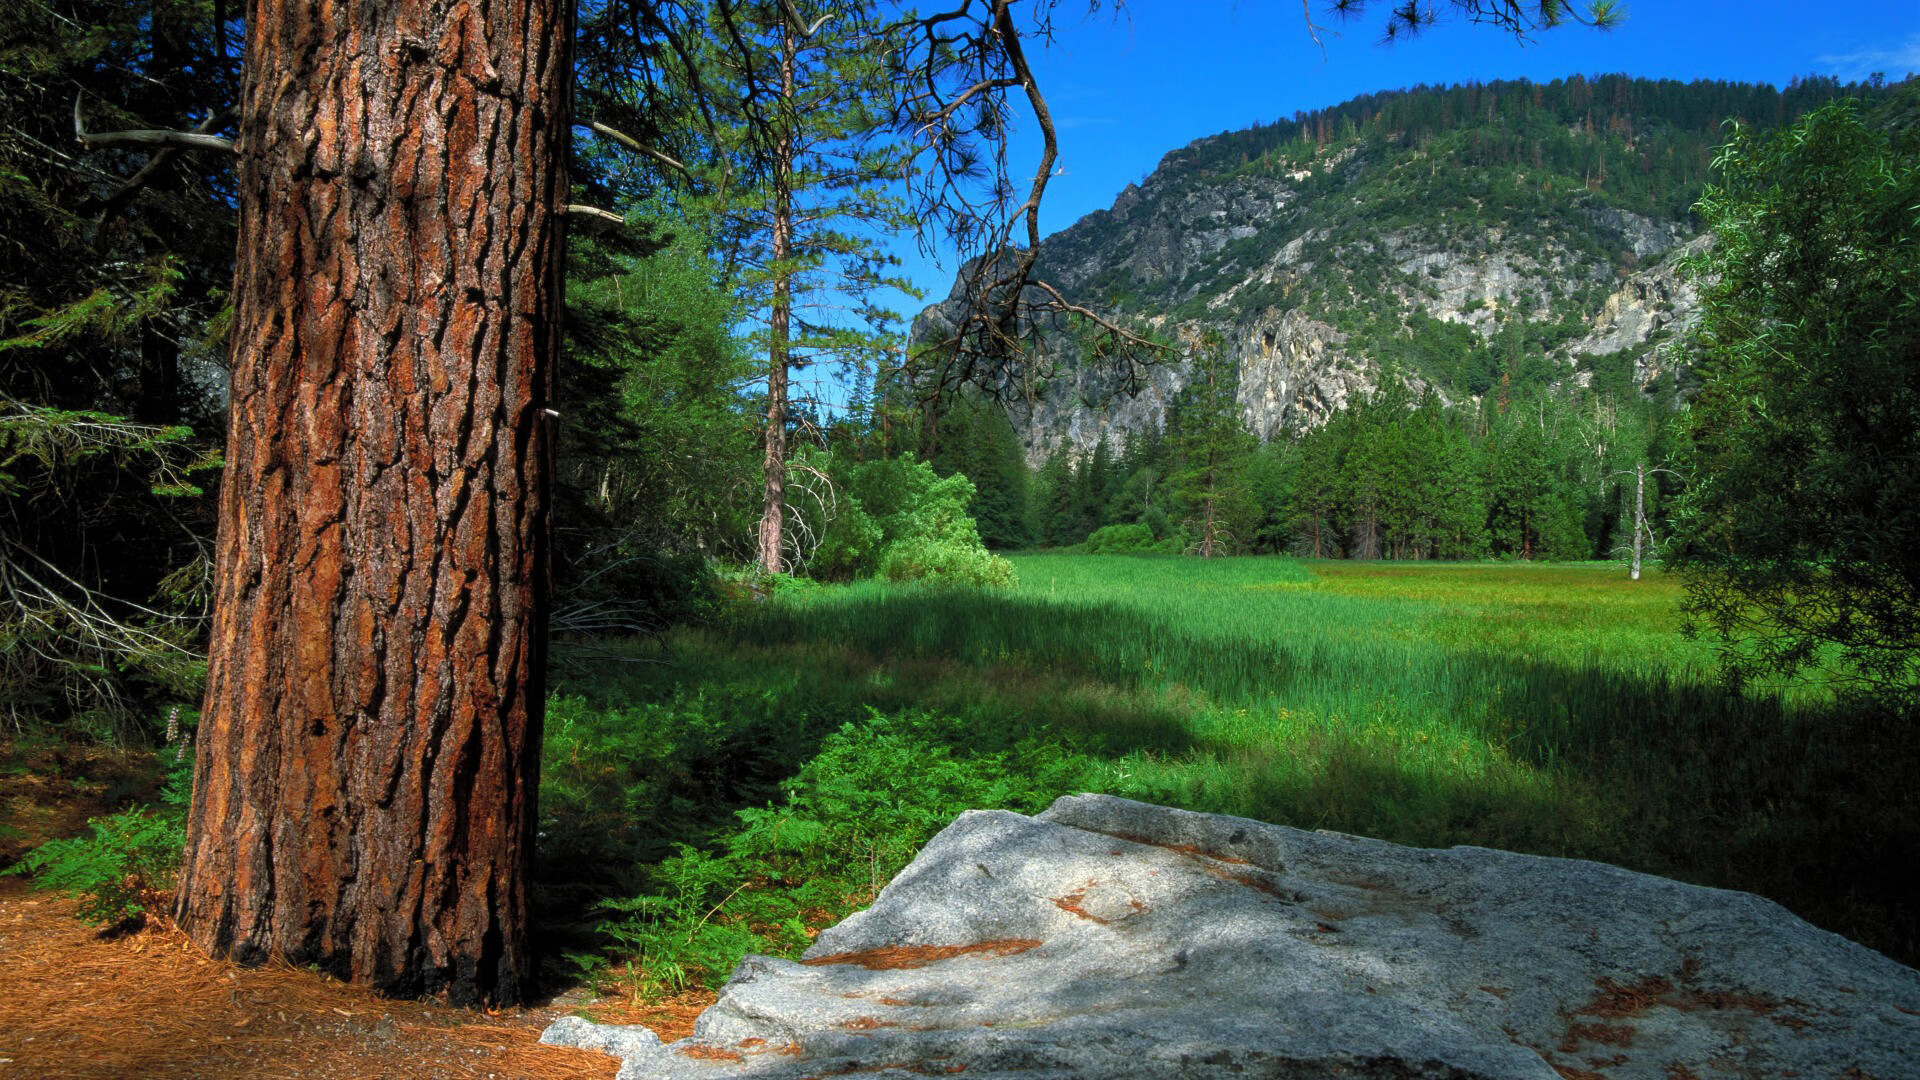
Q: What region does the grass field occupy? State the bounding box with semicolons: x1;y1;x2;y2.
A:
542;555;1918;990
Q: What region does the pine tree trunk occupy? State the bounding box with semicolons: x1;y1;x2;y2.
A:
756;24;798;574
175;0;569;1007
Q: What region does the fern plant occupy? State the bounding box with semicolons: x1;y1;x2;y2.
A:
4;712;195;926
5;805;186;926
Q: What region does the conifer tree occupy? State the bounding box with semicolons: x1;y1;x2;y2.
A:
175;0;570;1006
706;2;916;573
1167;337;1257;557
0;0;236;731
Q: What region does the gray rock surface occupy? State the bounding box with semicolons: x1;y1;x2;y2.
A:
544;795;1920;1078
909;120;1711;465
1564;235;1709;377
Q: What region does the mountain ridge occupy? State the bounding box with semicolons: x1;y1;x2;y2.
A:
911;74;1882;467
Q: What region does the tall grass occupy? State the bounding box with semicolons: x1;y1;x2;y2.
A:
543;555;1918;990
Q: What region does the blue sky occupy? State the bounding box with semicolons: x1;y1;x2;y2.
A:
779;2;1917;413
889;0;1920;303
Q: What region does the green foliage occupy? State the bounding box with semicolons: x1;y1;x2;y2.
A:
806;451;1015;587
878;536;1017;588
1482;408;1587;561
0;1;235;739
5;806;185;926
6;717;195;925
1166;340;1259;556
548;554;1919;982
1002;374;1660;565
571;705;1098;991
1674;95;1920;709
0;404;221;499
922;393;1033;549
654;556;1917;964
1;404;218;735
556;212;756;636
1085;523;1176;554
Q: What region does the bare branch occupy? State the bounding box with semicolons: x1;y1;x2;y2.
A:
74;94;234;153
778;0;833;39
566;203;627;229
1301;0;1327;54
584;119;693;179
86;105;237;247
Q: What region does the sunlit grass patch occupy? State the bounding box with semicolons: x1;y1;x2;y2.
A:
544;555;1919;990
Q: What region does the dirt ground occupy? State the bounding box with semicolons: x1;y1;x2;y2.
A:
0;880;715;1079
0;741;713;1079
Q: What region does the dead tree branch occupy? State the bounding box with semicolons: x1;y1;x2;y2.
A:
74;94;234;153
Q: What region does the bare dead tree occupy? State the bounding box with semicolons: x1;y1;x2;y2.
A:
1612;461;1681;581
779;454;842;573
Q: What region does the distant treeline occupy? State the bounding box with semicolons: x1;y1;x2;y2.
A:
1170;73;1892;220
915;370;1684;563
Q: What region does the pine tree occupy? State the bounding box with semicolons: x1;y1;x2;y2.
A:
1167;338;1256;557
176;0;569;1006
710;2;917;573
0;0;236;732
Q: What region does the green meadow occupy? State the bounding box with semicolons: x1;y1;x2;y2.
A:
541;555;1918;992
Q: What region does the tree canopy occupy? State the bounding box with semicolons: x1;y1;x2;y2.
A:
1673;91;1920;711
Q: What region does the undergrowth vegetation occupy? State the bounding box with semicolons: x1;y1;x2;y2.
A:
538;555;1919;995
4;737;194;927
14;557;1910;993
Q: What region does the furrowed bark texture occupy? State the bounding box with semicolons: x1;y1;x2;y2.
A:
175;0;569;1006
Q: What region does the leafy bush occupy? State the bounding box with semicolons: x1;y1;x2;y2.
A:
1675;96;1920;708
6;807;185;926
1084;522;1176;554
577;708;1099;991
879;536;1017;587
805;450;1015;587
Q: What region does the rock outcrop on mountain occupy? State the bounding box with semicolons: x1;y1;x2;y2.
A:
905;78;1845;466
545;795;1920;1079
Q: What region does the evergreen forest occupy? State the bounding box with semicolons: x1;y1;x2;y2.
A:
2;2;1917;1067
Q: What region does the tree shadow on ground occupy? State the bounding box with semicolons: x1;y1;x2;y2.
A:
1217;644;1920;968
536;589;1920;978
532;598;1211;985
1437;647;1918;965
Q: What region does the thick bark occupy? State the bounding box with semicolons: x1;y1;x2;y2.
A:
175;0;569;1006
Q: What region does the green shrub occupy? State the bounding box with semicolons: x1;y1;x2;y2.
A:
5;740;193;927
803;450;1014;587
6;807;185;926
1084;522;1176;554
879;536;1017;587
577;707;1099;991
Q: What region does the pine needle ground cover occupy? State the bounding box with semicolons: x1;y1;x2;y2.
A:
542;556;1917;994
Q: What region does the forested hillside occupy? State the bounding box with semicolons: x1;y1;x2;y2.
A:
909;74;1900;561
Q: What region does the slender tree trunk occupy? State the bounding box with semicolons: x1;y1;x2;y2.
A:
1631;462;1645;581
756;24;798;574
175;0;569;1007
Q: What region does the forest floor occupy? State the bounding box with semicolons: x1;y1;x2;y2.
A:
0;741;710;1080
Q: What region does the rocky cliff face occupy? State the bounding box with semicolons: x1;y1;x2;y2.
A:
912;97;1706;467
